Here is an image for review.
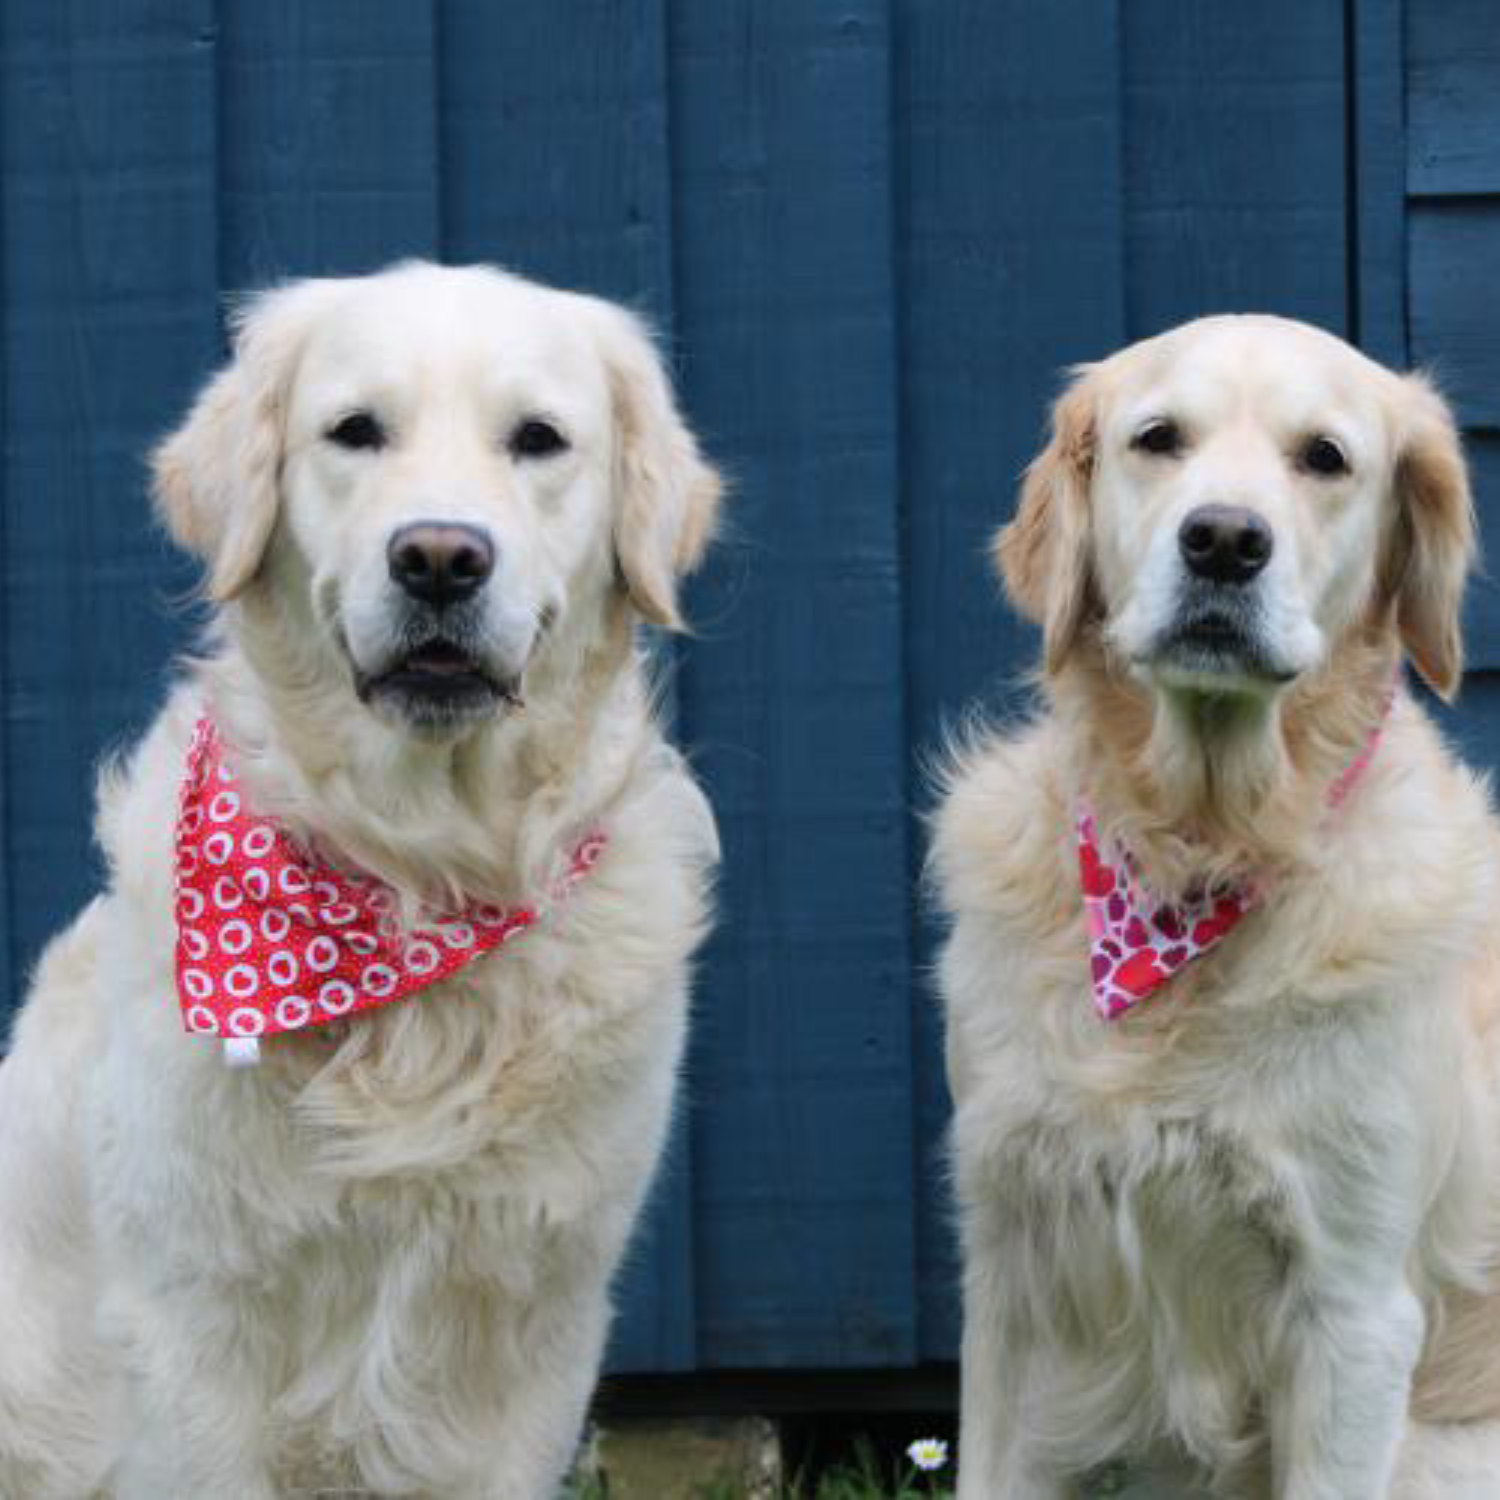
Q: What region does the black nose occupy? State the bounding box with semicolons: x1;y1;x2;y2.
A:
387;523;495;607
1177;505;1274;586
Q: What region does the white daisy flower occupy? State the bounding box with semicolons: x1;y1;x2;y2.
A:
907;1436;949;1471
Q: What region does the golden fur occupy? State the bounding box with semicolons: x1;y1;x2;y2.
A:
0;262;722;1497
934;315;1500;1497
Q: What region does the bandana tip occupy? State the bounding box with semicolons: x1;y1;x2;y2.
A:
223;1038;261;1068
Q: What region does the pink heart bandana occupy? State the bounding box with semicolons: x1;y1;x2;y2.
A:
174;718;605;1043
1080;680;1397;1019
1078;814;1256;1019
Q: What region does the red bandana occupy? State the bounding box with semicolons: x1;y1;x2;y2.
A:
1079;683;1396;1019
174;719;605;1043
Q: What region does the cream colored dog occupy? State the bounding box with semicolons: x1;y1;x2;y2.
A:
0;261;722;1498
933;315;1500;1497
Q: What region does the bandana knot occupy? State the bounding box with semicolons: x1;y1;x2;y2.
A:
173;718;605;1044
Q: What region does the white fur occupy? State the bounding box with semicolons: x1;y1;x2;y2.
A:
0;261;722;1498
1394;1423;1500;1500
935;317;1500;1498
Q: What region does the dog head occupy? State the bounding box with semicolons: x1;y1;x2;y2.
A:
998;315;1473;704
153;261;721;737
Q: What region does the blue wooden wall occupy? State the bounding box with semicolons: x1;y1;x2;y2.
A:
0;0;1495;1378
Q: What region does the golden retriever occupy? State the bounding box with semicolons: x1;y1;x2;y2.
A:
932;315;1500;1497
0;261;722;1498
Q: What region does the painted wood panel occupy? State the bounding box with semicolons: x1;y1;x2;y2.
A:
1461;436;1500;671
0;0;215;1015
1405;1;1500;676
219;0;440;285
1407;0;1500;197
1122;0;1350;339
1354;0;1408;367
1409;201;1500;432
439;0;672;308
1;0;1496;1381
667;0;917;1369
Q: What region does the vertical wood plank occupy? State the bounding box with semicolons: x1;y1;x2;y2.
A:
1406;0;1500;196
219;0;440;286
1123;0;1350;338
1403;5;1500;692
1353;0;1408;367
0;0;217;1020
1408;212;1500;668
1408;202;1500;430
439;0;673;313
1455;435;1500;671
440;0;694;1374
893;0;1128;1361
668;0;917;1368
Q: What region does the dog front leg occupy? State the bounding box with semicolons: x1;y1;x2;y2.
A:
1268;1283;1424;1500
460;1284;613;1500
106;1284;278;1500
957;1266;1076;1500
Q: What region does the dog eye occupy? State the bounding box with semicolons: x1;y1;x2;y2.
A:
509;418;569;460
1300;435;1349;478
326;412;387;452
1131;419;1183;458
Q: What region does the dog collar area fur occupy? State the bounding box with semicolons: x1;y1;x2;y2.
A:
1078;679;1398;1020
173;717;606;1065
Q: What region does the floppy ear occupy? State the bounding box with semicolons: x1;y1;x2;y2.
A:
995;368;1097;673
151;281;326;602
588;301;722;631
1382;375;1475;700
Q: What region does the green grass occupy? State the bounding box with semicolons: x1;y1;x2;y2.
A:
789;1438;954;1499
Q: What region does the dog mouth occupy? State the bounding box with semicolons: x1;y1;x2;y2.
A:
1149;601;1296;686
354;636;523;725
